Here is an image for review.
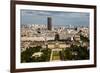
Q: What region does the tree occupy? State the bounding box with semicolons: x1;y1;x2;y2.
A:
21;46;41;62
63;45;89;60
80;34;89;42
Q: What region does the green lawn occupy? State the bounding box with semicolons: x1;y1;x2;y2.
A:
52;51;60;60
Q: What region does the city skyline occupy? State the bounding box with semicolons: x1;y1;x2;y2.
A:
21;9;90;27
21;9;90;62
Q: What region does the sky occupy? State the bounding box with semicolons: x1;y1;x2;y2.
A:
20;9;90;27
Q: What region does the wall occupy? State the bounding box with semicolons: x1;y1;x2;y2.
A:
0;0;100;73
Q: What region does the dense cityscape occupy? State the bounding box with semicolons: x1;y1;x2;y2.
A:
21;17;90;63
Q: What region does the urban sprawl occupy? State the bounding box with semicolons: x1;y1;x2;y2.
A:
21;17;90;63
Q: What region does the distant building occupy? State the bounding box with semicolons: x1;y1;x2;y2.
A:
32;52;43;58
55;33;60;41
74;34;80;41
47;42;71;49
47;17;52;30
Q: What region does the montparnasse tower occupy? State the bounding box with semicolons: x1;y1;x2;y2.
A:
47;17;52;30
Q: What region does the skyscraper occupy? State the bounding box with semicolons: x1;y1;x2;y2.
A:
47;17;52;30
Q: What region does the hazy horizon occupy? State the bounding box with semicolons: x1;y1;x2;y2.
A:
21;9;90;27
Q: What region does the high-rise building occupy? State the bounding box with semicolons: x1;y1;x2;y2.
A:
47;17;52;30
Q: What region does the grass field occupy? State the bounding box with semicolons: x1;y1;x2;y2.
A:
52;51;60;60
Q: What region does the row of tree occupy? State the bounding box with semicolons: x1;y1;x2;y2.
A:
61;45;89;60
